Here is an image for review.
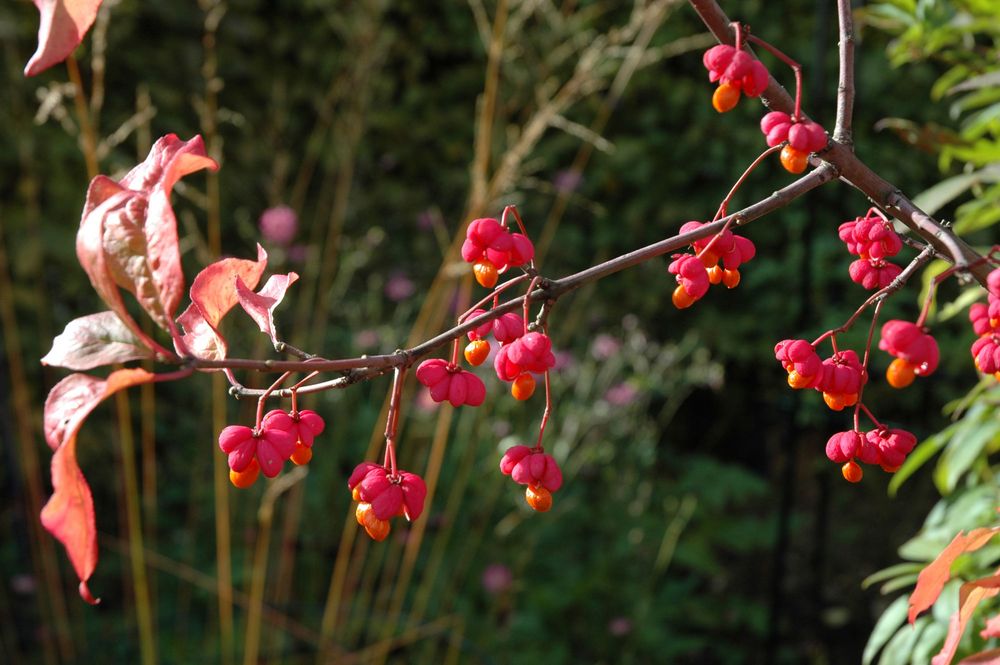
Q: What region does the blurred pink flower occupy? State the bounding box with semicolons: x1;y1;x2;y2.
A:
608;616;632;636
286;244;309;263
11;573;37;595
553;350;575;371
417;209;438;231
591;334;620;360
481;563;513;595
604;382;638;406
259;205;298;245
554;169;583;194
354;328;380;350
385;272;416;301
415;387;437;413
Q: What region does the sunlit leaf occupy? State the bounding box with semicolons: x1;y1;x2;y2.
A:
42;311;154;370
934;403;1000;494
864;562;927;590
909;527;999;623
933;575;1000;665
235;272;299;345
174;245;267;361
888;422;955;497
41;368;156;603
24;0;103;76
864;595;909;665
911;166;1000;216
76;135;217;348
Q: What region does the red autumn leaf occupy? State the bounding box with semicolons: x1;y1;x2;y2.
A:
24;0;103;77
909;527;1000;623
42;311;154;370
174;245;268;361
934;574;1000;665
41;368;155;604
76;135;217;348
235;272;299;344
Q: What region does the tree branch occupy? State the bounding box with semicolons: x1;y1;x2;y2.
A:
214;165;836;397
687;0;990;285
834;0;856;147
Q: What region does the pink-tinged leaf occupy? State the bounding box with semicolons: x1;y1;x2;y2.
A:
42;311;154;370
41;367;156;603
981;614;1000;639
960;649;1000;664
933;575;1000;665
234;272;299;344
75;136;216;346
119;135;217;322
43;368;153;451
910;528;1000;623
175;245;267;361
76;177;160;349
24;0;103;77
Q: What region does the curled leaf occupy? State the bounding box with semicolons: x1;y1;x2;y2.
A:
42;311;153;370
41;368;156;603
174;245;268;361
235;272;298;345
76;135;217;347
24;0;103;77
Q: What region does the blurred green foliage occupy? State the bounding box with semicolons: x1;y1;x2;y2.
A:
0;0;994;663
851;1;1000;663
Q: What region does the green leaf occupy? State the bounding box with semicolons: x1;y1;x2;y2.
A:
948;70;1000;94
910;620;947;664
865;595;911;665
864;562;927;589
910;165;1000;215
879;616;926;665
881;573;921;595
918;259;951;317
935;288;990;323
889;423;956;497
934;402;1000;494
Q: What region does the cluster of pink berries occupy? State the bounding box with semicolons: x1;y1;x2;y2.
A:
759;112;827;174
775;335;922;482
969;268;1000;379
348;462;427;541
461;217;535;288
702;37;830;175
702;44;769;113
669;221;756;309
416;323;555;403
415;359;487;407
880;320;939;388
774;340;867;410
825;428;917;481
500;445;563;512
218;409;326;488
839;211;904;289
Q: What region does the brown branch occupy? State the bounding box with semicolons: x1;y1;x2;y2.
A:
687;0;990;285
834;0;856;147
214;164;836;398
